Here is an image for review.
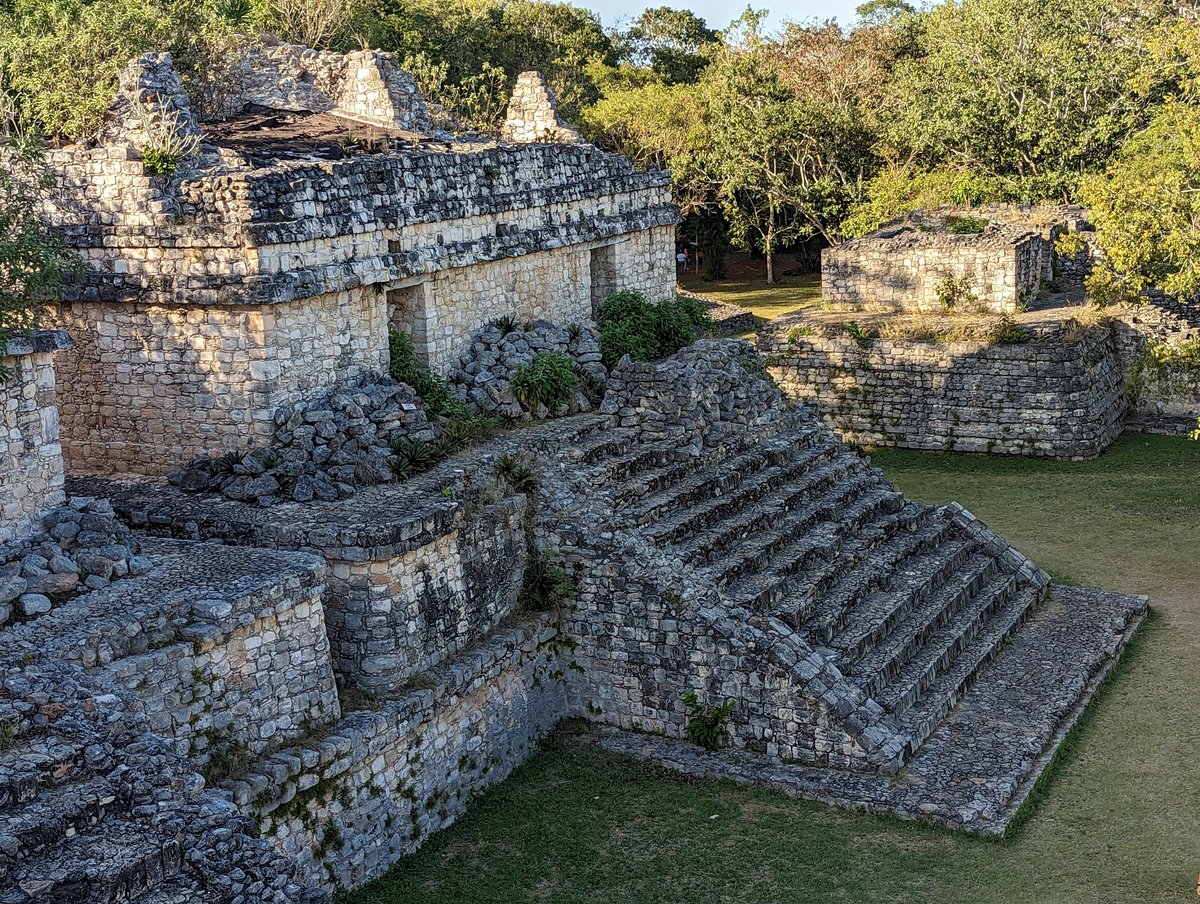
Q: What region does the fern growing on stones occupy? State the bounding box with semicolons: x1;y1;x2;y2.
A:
682;690;736;751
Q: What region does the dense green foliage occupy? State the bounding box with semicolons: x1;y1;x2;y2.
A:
3;0;1200;296
681;690;736;750
511;351;577;411
0;130;73;380
388;329;468;419
595;290;712;367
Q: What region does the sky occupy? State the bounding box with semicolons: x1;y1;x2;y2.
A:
584;0;863;32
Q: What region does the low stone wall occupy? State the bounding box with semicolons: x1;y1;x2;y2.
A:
1113;299;1200;434
1;539;340;760
228;616;567;891
761;325;1126;459
55;290;388;475
0;333;70;545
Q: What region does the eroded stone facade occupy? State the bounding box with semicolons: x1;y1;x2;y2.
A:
823;206;1092;313
42;48;678;476
760;321;1127;459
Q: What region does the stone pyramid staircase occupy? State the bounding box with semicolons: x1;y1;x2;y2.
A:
0;697;201;904
574;410;1048;770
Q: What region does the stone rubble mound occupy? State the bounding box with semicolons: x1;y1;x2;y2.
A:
450;318;608;420
170;376;438;505
0;498;150;623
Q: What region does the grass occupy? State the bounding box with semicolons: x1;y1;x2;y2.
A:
343;433;1200;904
679;271;823;324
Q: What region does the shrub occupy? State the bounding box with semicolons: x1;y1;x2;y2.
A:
681;690;735;751
388;439;441;479
597;290;712;368
944;215;988;234
843;320;877;348
388;329;467;418
935;274;978;312
512;351;577;411
987;314;1027;345
495;452;538;494
518;549;575;611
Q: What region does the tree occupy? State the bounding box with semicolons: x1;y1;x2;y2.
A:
0;0;238;140
0;123;73;380
881;0;1176;200
617;7;718;84
1082;17;1200;305
705;48;813;284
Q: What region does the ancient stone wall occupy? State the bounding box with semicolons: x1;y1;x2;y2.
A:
1113;298;1200;434
228;616;567;891
0;334;70;544
55;291;387;475
822;228;1043;314
761;324;1126;459
322;495;529;693
6;539;340;760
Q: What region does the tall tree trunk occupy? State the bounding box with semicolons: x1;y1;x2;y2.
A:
765;208;776;285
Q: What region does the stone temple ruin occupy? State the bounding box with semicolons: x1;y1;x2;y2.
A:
0;44;1150;902
766;205;1200;458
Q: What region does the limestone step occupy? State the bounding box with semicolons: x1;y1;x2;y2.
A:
607;425;826;508
891;583;1043;754
845;553;998;697
783;506;948;632
0;775;125;881
830;541;982;666
724;483;906;611
0;737;90;814
672;451;859;564
568;427;637;466
705;480;897;593
2;818;181;903
131;876;209;903
622;447;776;527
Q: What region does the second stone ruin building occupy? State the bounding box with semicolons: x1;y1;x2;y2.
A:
41;47;677;476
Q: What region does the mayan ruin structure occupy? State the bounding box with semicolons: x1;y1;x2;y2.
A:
0;40;1158;904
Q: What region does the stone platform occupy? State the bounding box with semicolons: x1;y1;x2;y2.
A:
588;584;1146;835
33;341;1150;895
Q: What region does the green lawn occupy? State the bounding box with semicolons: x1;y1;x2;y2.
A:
679;270;823;323
345;434;1200;904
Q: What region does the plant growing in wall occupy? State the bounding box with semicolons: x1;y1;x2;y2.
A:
681;690;735;751
388;329;469;419
0;125;73;382
134;95;202;179
512;352;577;412
944;215;987;234
934;275;978;313
518;548;576;612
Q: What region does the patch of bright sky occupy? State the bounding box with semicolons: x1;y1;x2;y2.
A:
582;0;863;32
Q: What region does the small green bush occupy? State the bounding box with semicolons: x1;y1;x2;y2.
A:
843;320;877;348
944;215;988;234
597;291;713;368
518;549;576;611
681;690;736;751
987;314;1028;345
389;439;441;479
512;351;577;411
496;453;539;494
389;329;467;418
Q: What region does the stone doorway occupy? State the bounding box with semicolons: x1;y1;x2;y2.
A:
589;244;618;315
386;282;432;364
